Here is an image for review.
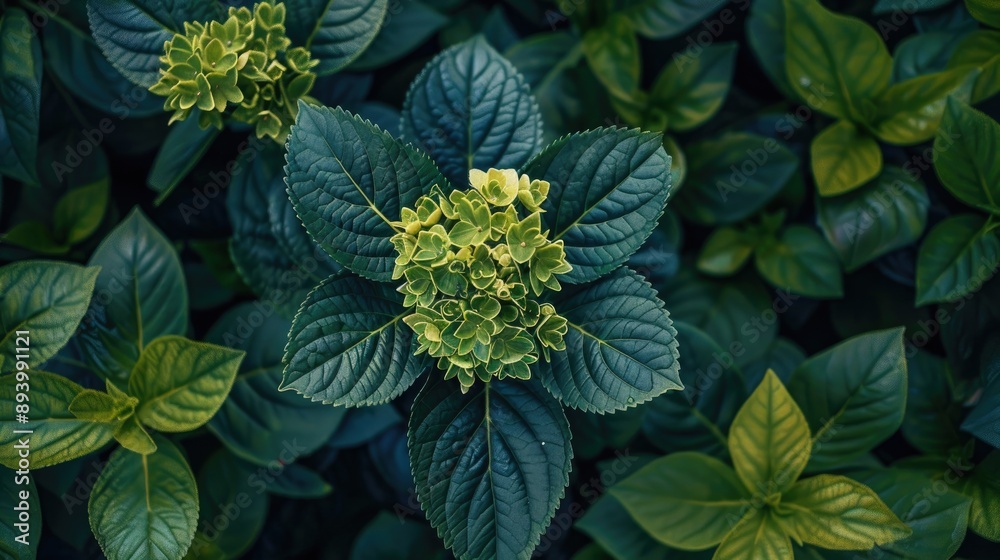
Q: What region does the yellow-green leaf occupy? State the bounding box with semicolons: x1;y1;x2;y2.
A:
811;121;882;196
729;370;811;494
713;509;792;560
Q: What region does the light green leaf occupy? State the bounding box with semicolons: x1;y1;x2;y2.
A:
674;132;797;225
915;214;1000;306
539;268;681;412
582;16;640;98
53;179;109;246
754;226;843;299
206;303;345;464
87;0;222;87
129;336;243;432
848;468;970;559
0;8;42;184
285;0;389;75
784;0;892;122
281;273;427;407
872;67;978;144
614;0;725;39
698;227;757;276
286;104;446;282
523;128;671;282
612;452;748;550
88;435;199;560
401;36;542;188
2;221;68;255
958;450;1000;541
648;43;737;132
68;385;135;423
713;509;792;560
78;208;188;383
811;121;882;197
817;166;930;272
777;474;911;550
933;98;1000;214
0;371;115;469
641;321;746;458
788;328;908;471
730;370;811;494
0;471;39;560
967;0;1000;28
0;261;99;374
409;377;571;560
114;415;156;455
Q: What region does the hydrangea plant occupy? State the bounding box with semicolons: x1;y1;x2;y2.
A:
149;1;318;141
281;36;682;559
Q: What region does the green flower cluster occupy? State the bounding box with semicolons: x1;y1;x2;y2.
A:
149;1;317;141
392;169;573;392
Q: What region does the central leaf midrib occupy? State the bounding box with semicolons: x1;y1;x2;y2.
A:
323;137;396;229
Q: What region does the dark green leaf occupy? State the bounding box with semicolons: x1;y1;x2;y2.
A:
933;98;1000;214
674;132;798;225
967;0;1000;28
350;512;444;560
350;1;448;71
206;303;346;464
401;36;542;187
524;128;671;282
947;29;1000;102
754;225;843;299
0;9;42;184
285;0;389;75
88;0;222;87
409;376;571;560
281;272;427;407
873;67;978;144
148;115;220;203
539;268;681;413
747;0;796;98
78;208;188;383
697;226;756;276
892;31;961;83
54;179;109;245
915;214;1000;306
615;0;725;39
88;435;199;560
582;16;640;98
264;462;332;498
287;104;445;281
788;328;907;471
647;43;737;132
903;350;966;455
817;166;929;271
186;450;268;559
1;261;99;373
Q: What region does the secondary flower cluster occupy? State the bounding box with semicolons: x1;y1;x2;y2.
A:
392;169;573;391
149;1;317;141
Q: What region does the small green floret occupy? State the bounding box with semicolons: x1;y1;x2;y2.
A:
149;1;318;142
392;168;573;392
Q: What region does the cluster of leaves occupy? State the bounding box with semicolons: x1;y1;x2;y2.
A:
150;1;319;141
4;0;1000;559
392;169;573;389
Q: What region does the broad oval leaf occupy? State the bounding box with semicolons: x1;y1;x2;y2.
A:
577;490;673;560
286;104;446;281
148;114;221;202
777;474;911;550
784;0;892;121
754;225;844;299
87;0;222;88
811;121;883;197
697;226;756;276
129;336;244;432
539;268;681;413
933;98;1000;214
267;176;341;277
186;450;268;559
915;214;1000;306
817;166;930;272
77;209;188;383
350;511;443;560
647;43;737;132
641;321;745;457
0;371;115;469
582;16;640;98
947;29;1000;102
714;508;791;560
401;36;542;187
0;9;42;184
349;0;447;71
967;0;1000;27
788;328;908;471
902;350;965;455
730;370;811;494
206;303;346;465
281;272;427;407
523;128;671;282
747;0;796;99
872;67;978;145
88;435;199;560
0;261;99;374
674;132;797;225
408;376;571;560
612;452;748;550
615;0;725;39
285;0;389;75
892;30;959;83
